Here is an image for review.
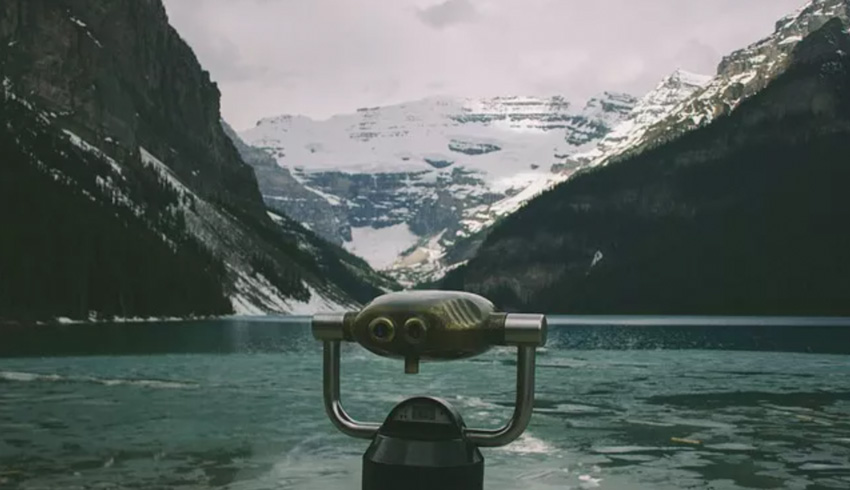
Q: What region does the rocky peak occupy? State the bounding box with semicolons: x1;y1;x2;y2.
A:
665;69;713;87
687;0;849;122
569;68;712;170
634;70;712;115
577;0;850;170
716;0;848;81
773;0;849;40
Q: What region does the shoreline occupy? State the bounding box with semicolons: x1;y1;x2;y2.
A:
0;313;319;329
0;314;228;328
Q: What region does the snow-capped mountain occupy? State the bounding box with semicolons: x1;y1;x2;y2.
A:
384;71;713;285
582;0;850;168
243;0;850;287
241;93;637;281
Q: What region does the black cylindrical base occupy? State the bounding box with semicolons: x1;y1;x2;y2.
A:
362;434;483;490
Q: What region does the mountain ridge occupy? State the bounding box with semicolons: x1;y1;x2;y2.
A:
581;0;850;170
441;17;850;315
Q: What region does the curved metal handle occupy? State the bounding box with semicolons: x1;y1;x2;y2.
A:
313;310;544;447
323;339;380;439
464;314;544;447
465;345;536;447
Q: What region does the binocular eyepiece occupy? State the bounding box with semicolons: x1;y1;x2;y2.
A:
313;290;547;374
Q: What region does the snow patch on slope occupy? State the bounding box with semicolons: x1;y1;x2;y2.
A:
575;69;713;168
343;224;419;270
68;15;102;47
286;285;351;315
64;130;122;174
392;231;449;278
487;173;571;226
137;147;352;315
140;147;192;197
230;271;349;315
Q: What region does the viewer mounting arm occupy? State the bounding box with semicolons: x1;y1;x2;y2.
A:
311;291;547;447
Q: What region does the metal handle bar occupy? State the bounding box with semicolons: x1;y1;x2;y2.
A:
314;313;544;447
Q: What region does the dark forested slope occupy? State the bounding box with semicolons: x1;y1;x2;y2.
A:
0;96;232;321
443;19;850;315
0;0;386;321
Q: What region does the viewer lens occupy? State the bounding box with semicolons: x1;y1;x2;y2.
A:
369;318;395;342
404;317;427;343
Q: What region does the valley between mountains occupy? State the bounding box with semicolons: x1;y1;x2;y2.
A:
2;0;848;320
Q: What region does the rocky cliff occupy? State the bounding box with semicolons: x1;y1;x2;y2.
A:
0;0;387;320
1;0;261;213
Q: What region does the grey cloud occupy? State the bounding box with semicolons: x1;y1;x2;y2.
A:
165;3;259;82
416;0;478;29
163;0;807;130
668;39;723;76
426;81;448;91
194;40;260;82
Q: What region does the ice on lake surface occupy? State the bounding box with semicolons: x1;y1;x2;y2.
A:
0;319;849;489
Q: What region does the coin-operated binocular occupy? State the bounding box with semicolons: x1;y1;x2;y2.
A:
312;290;547;490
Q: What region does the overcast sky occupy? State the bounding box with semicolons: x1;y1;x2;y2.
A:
163;0;806;130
